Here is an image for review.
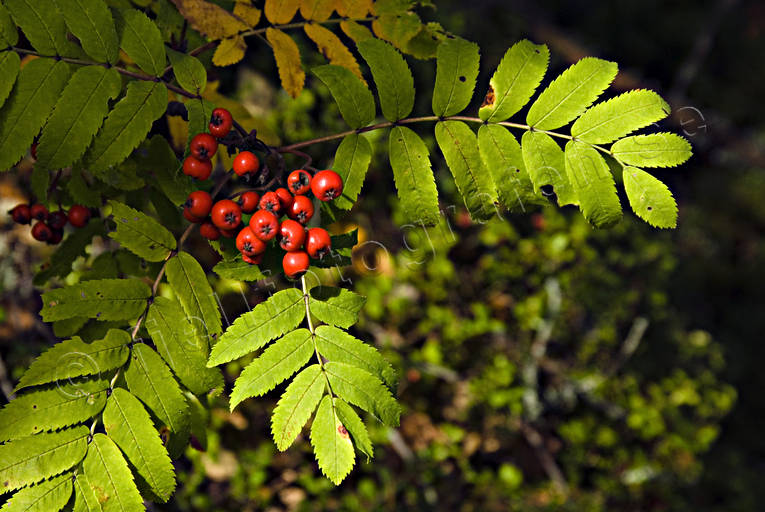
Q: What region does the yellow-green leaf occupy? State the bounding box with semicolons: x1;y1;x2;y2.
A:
265;0;300;24
267;27;305;98
304;23;363;79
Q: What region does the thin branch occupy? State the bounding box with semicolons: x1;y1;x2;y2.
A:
516;419;569;495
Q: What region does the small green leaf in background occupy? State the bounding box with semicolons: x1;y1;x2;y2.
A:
309;286;366;329
0;378;108;441
0;472;73;512
478;124;545;213
479;39;549;122
432;36;480;117
15;330;130;390
388;126;440;226
335;398;373;460
611;133;692;168
115;8;167;76
0;426;89;493
313;65;375;129
84;80;168;173
324;362;401;427
564;140;622;228
108;200;176;262
103;388;177;502
125;344;190;441
311;395;355;485
81;434;144;511
144;135;191;206
34;218;103;286
571;89;670;144
36;66;122;171
5;0;72;55
0;59;72;172
165;251;222;349
315;325;396;389
40;278;151;322
208;288;305;367
167;47;207;94
0;51;20;112
521;130;578;207
55;0;120;64
332;133;372;210
357;38;415;121
213;259;270;282
229;328;314;410
623;166;678;228
527;57;618;130
271;364;325;451
435;120;498;220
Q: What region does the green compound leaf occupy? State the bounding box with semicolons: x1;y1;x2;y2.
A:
357;38;414;121
0;4;18;47
309;286;366;329
5;0;72;55
315;325;396;389
0;51;20;112
271;364;325;451
435;120;498;221
124;344;190;441
102;388;176;502
229;328;314;411
310;395;355;485
165;251;222;350
0;378;108;441
388;126;440;226
521;130;577;206
564;140;622;228
212;259;269;282
167;48;207;94
54;0;120;64
313;65;375;129
34;218;103;286
208;289;305;367
37;66;122;172
114;8;166;76
479;39;549;122
571;89;670;144
0;472;72;512
107;201;176;262
40;278;150;323
16;330;130;391
335;398;373;460
610;133;692;168
623;166;677;228
477;124;545;213
527;57;618;130
432;36;480;117
0;59;71;172
84;80;168;174
80;434;144;511
0;426;88;493
324;361;401;427
146;297;222;396
333;133;373;210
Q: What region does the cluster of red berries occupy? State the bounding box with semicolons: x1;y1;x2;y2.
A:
181;108;345;279
8;203;91;244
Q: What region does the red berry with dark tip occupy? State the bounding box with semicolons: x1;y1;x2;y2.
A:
275;187;294;211
209;108;233;139
31;221;52;242
287;195;314;225
185;190;213;219
282;251;309;279
249;209;279;241
258;191;281;215
30;204;48;221
199;221;221;241
183;207;205;223
183;156;213;180
236;226;267;257
31;143;37;160
311;170;343;201
210;199;241;230
47;228;63;245
68;205;91;228
220;227;239;238
9;204;31;224
190;133;217;161
279;219;306;251
232;151;260;177
238;191;259;214
287;169;312;195
305;227;332;259
242;253;263;265
47;210;68;230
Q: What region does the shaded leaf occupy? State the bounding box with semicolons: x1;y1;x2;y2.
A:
520;130;577;206
108;201;176;262
40;278;150;322
388;126;440;225
312;65;374;129
332;133;372;209
0;51;20;112
5;0;72;55
213;259;269;282
335;0;371;18
55;0;120;63
0;4;18;47
34;219;103;286
114;8;166;76
167;48;207;94
170;0;248;40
